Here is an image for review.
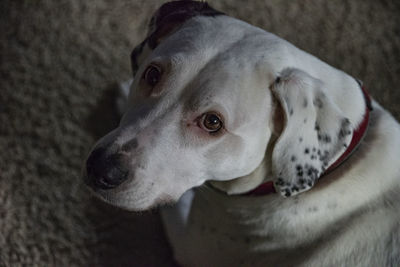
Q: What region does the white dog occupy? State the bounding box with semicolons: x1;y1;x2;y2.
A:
83;1;400;266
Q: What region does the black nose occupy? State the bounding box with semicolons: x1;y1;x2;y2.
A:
85;147;129;190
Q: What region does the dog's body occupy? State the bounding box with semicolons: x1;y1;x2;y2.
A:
84;1;400;266
161;102;400;266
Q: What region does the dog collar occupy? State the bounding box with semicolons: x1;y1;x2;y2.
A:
244;85;373;196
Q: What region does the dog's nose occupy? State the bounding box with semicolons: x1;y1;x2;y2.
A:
85;147;129;190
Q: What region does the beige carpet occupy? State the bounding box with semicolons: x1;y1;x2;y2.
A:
1;0;399;266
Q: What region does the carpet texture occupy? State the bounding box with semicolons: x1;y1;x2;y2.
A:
1;0;399;266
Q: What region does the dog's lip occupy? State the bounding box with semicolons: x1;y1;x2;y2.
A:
81;173;143;209
87;188;161;212
86;188;133;211
83;177;178;212
84;184;124;208
93;175;125;190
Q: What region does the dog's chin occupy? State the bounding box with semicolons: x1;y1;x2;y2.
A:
86;186;177;212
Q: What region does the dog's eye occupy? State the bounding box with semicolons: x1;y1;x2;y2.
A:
200;113;223;133
143;64;162;87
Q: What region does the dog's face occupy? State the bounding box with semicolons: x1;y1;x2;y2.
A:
85;19;277;210
83;1;356;210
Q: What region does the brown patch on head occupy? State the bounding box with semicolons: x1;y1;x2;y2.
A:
121;138;139;152
148;1;224;49
130;1;224;78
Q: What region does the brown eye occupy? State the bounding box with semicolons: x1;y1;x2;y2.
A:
200;113;223;133
143;64;162;86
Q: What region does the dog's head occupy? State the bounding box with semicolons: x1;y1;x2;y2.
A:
83;1;362;210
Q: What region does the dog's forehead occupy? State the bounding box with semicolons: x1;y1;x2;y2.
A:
153;16;251;56
152;15;274;74
154;17;273;101
184;57;253;108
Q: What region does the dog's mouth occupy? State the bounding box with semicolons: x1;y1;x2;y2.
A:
82;167;178;212
84;185;139;212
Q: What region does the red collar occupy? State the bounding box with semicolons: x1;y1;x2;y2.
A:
244;85;373;196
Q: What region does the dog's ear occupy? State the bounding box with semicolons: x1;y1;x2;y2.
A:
130;1;224;77
271;68;353;197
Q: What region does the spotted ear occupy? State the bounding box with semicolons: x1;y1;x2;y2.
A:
271;68;353;197
130;1;224;77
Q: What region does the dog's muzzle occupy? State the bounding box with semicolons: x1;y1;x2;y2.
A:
85;147;129;190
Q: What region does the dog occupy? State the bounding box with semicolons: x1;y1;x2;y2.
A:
83;1;400;266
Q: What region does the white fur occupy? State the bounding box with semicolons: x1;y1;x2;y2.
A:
86;10;400;266
162;102;400;266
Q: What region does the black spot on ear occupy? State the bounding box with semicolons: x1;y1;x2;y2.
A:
339;118;353;139
275;76;281;83
319;150;330;163
276;178;285;186
296;165;304;177
323;135;331;143
284;189;292;197
291;155;297;162
305;148;309;154
318;133;332;143
313;98;323;108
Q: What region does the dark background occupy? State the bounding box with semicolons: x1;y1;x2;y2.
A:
1;0;399;266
